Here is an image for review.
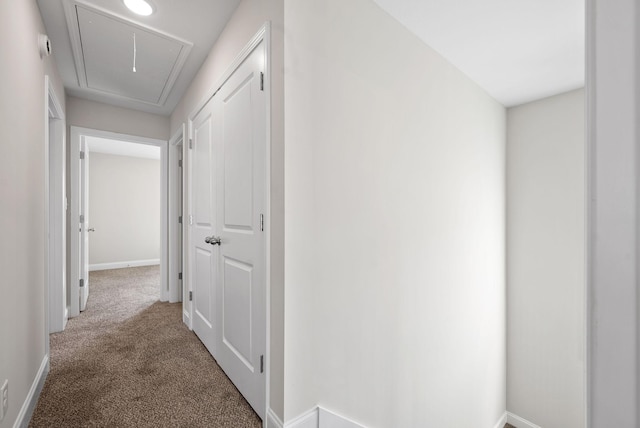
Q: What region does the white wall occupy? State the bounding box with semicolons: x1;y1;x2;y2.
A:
169;0;285;418
588;0;639;425
88;152;160;268
283;0;506;426
0;1;66;427
67;97;169;141
506;89;585;428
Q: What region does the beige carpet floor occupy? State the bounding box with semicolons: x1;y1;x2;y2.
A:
30;266;261;428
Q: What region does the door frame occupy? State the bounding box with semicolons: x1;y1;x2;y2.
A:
69;126;169;317
186;22;272;421
44;76;66;346
169;124;185;304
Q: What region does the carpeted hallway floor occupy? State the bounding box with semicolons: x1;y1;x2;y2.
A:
30;265;261;428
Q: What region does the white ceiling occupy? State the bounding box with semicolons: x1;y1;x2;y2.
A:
38;0;584;115
86;136;160;159
372;0;584;107
38;0;241;115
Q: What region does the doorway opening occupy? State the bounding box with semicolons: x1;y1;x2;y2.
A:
68;127;172;318
86;138;161;298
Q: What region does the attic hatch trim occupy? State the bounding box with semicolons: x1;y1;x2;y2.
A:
62;0;193;108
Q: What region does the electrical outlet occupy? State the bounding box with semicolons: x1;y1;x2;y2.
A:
0;380;7;422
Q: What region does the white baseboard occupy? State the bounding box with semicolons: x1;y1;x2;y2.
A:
62;307;68;330
266;408;284;428
318;407;365;428
183;309;192;330
493;412;508;428
285;406;365;428
89;259;160;271
286;407;318;428
14;355;49;428
286;406;513;428
507;412;541;428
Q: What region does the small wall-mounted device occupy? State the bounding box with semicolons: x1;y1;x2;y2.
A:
39;34;52;58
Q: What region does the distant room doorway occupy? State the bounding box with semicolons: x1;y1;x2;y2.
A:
69;127;171;318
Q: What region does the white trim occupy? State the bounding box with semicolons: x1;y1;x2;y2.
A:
285;407;508;428
266;408;284;428
506;412;541;428
45;75;66;342
584;2;594;427
584;1;594;427
493;412;508;428
262;21;273;425
318;407;365;428
70;129;79;317
284;406;365;428
70;126;168;316
182;309;191;328
89;259;160;271
187;24;268;121
13;355;49;428
168;125;184;303
285;407;318;428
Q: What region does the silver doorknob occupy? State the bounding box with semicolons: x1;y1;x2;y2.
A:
205;236;221;245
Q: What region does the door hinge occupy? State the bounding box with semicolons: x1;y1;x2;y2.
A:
80;151;85;160
260;72;264;91
189;215;193;225
260;214;264;232
79;214;85;223
178;272;182;280
178;215;182;224
79;278;85;288
260;355;264;373
178;159;183;167
189;291;193;301
188;138;193;149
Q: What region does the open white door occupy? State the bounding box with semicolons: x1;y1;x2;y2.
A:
190;99;217;355
79;141;90;311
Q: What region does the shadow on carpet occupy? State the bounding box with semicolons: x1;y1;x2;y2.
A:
30;266;261;428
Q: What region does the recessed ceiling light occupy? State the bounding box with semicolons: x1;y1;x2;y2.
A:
123;0;154;16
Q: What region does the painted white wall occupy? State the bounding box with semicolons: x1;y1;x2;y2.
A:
169;0;285;418
0;1;66;427
67;97;170;141
587;0;639;425
506;89;585;428
88;152;160;267
283;0;506;426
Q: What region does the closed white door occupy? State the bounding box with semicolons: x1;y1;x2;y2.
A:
190;100;217;356
213;42;266;419
79;142;90;311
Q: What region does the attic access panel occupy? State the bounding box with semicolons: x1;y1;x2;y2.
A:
66;1;192;106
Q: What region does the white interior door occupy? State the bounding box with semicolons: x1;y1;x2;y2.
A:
79;142;90;311
191;100;217;356
213;42;266;419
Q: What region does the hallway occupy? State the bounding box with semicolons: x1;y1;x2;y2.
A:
30;267;260;427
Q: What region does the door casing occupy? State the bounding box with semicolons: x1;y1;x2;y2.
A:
169;125;186;304
45;76;66;345
69;127;170;317
186;22;272;423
